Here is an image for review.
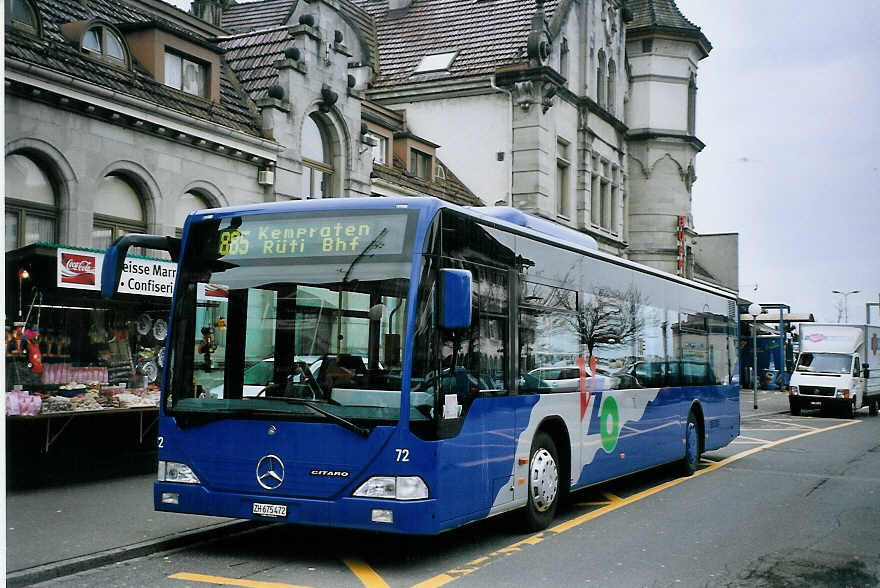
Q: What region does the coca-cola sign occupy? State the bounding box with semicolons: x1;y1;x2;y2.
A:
59;252;97;286
56;247;176;297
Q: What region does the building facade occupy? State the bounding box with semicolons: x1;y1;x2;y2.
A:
4;0;735;291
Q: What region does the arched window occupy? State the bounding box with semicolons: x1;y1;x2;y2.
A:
81;24;126;65
301;114;333;199
5;153;57;251
92;174;146;251
596;50;607;108
174;191;211;236
607;59;616;114
5;0;39;33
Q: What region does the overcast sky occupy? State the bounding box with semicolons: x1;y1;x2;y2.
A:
675;0;880;324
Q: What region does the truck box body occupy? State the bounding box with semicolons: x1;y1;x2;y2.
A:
789;324;880;416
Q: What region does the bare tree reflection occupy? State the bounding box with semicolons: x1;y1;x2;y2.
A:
576;286;646;359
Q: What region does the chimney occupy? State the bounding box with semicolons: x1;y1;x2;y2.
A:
191;0;226;27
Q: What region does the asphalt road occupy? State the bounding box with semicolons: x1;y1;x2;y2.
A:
36;410;880;588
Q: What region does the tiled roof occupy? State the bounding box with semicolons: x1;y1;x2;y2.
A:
351;0;560;87
5;0;262;136
624;0;711;51
220;0;379;100
218;28;294;101
222;0;297;32
372;154;482;206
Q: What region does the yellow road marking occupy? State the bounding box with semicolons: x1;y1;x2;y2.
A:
168;572;311;588
343;557;391;588
736;435;772;443
411;419;859;588
575;500;612;506
602;492;622;503
762;418;816;430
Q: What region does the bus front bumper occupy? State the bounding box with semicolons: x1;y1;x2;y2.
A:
154;482;439;535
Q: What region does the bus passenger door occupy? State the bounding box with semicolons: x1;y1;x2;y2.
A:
435;267;516;523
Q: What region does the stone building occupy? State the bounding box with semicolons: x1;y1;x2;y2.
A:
4;0;735;291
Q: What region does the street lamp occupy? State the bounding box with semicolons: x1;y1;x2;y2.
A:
832;289;859;323
748;302;762;410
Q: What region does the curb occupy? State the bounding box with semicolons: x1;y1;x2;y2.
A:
6;520;264;587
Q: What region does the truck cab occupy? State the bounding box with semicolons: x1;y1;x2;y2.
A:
788;324;876;418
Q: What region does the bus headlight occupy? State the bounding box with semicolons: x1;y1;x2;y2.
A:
353;476;428;500
836;389;850;399
158;461;201;484
789;385;799;396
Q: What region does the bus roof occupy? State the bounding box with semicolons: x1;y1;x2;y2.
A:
185;196;737;301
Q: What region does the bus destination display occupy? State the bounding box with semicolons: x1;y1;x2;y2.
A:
216;213;410;260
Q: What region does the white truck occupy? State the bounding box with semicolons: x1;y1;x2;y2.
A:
789;323;880;417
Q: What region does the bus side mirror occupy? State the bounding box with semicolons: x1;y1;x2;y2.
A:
864;364;870;379
439;269;472;330
101;234;181;298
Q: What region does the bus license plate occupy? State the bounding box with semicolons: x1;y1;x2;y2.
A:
252;503;287;518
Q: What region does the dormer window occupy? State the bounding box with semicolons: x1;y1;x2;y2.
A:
365;132;388;165
410;149;432;180
82;25;125;63
164;50;208;97
6;0;39;33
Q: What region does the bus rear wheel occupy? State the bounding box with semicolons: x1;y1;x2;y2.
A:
869;399;879;417
522;431;559;532
681;411;701;476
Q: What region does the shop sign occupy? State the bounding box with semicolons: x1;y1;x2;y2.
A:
197;283;229;302
57;248;177;297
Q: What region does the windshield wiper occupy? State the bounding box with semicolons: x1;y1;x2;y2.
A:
271;397;370;437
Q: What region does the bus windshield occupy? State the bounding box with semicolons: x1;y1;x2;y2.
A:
166;209;420;426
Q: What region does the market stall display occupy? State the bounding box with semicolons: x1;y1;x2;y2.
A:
5;244;173;482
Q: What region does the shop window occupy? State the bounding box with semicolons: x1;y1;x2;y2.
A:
164;50;208;98
5;153;57;250
410;148;432;180
301;114;334;199
92;174;147;252
81;25;126;64
5;0;40;33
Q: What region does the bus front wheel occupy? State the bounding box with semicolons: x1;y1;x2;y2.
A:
681;411;701;476
522;431;559;532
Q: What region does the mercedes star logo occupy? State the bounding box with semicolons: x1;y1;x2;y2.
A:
256;454;285;490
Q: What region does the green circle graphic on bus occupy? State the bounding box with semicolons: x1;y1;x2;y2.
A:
600;395;620;453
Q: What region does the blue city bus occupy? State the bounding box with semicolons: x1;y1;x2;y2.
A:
102;197;739;534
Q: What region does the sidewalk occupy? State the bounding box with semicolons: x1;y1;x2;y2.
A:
5;473;259;586
740;387;791;419
6;389;790;585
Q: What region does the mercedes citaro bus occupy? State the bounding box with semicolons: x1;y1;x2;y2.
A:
102;197;739;534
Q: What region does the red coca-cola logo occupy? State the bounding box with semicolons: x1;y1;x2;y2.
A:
60;252;96;285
